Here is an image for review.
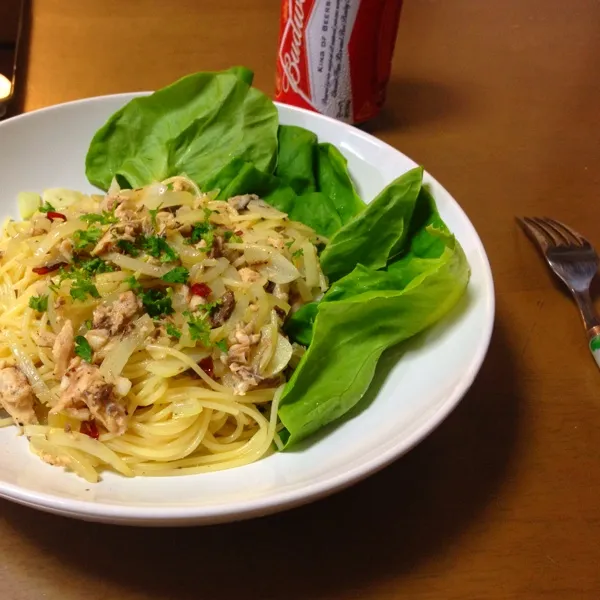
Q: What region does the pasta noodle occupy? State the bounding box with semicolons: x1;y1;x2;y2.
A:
0;177;323;482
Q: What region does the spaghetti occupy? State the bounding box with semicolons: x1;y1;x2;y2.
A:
0;176;327;482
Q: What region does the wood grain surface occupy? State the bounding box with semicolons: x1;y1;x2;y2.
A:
1;1;600;598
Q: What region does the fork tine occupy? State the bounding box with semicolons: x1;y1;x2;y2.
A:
517;216;552;250
530;217;565;246
537;218;572;245
543;217;590;247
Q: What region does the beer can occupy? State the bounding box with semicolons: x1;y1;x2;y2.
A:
275;0;404;124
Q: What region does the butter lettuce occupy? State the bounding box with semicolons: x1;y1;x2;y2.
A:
202;125;363;237
279;182;471;446
201;158;341;237
280;232;469;446
86;67;279;191
274;125;365;225
319;166;424;282
316;143;365;224
275;125;318;195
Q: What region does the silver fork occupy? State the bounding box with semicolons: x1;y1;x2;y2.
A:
518;216;600;367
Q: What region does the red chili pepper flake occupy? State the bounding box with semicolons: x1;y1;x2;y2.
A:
46;211;67;222
235;230;243;236
32;263;65;275
198;357;214;378
80;420;99;440
190;282;212;298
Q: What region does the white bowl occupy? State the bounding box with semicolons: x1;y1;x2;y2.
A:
0;96;494;526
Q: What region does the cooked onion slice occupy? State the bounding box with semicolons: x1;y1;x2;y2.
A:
244;245;300;284
100;314;154;379
106;253;170;278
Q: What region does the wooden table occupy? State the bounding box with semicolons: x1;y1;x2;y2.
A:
1;1;600;598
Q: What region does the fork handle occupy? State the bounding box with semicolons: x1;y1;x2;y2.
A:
590;335;600;368
572;289;600;368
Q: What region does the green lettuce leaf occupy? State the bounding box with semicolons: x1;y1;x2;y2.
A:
199;126;363;237
284;302;318;347
319;166;424;281
275;125;318;195
274;126;364;225
316;143;365;224
201;158;341;237
280;189;470;446
204;157;281;200
288;192;342;238
278;230;470;446
85;68;279;191
286;184;452;346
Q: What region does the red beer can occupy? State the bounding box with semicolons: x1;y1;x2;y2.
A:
275;0;404;124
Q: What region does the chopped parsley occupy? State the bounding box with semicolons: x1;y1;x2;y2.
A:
200;231;215;251
215;339;228;353
200;300;221;313
185;311;211;346
161;267;189;284
70;278;100;302
139;288;173;318
141;235;179;262
116;239;140;257
55;265;101;301
223;230;242;243
84;319;93;330
73;227;103;250
38;201;56;214
285;240;294;249
74;336;93;363
28;295;48;312
292;248;304;259
80;210;118;226
188;221;215;249
128;276;174;317
126;275;142;292
75;257;115;276
165;323;182;339
148;204;162;230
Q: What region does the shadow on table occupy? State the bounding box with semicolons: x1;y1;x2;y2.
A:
360;76;474;135
1;319;521;600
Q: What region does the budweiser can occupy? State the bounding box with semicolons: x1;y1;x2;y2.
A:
275;0;404;124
